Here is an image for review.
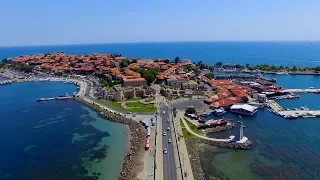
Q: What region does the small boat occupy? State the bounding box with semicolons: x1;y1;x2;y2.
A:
268;109;272;113
243;125;247;128
200;112;212;117
286;108;290;111
59;93;69;97
214;108;226;115
302;115;316;118
284;114;298;119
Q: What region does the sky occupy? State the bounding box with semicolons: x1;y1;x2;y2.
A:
0;0;319;46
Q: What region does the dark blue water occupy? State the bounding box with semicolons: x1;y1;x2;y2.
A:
0;82;127;179
0;77;6;81
1;42;320;66
200;75;320;180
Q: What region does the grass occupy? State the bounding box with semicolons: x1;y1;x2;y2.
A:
125;101;156;112
100;99;156;113
126;97;142;101
184;118;201;134
100;100;124;110
180;119;195;139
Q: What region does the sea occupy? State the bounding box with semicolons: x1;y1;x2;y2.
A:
1;41;320;66
202;74;320;180
0;81;127;180
1;42;320;180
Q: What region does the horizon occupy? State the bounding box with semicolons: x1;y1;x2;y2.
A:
0;40;319;48
1;0;320;46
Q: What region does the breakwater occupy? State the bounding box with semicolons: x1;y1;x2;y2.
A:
75;97;146;180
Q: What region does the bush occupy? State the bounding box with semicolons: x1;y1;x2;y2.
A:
185;107;196;114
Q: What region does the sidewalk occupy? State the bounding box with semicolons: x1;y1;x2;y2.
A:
173;111;195;180
155;105;163;180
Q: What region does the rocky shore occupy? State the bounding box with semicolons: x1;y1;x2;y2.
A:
76;97;146;180
200;138;252;150
185;139;206;180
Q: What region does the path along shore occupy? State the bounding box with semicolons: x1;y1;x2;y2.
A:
0;70;145;180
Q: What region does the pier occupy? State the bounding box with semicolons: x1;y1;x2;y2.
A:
36;96;74;101
281;89;320;93
267;100;320;119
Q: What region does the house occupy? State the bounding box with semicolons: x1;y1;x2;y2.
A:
123;78;147;87
182;80;198;90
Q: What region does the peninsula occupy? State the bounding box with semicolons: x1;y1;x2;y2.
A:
2;52;320;180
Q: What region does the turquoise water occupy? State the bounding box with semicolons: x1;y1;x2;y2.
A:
0;82;127;179
1;42;320;66
200;75;320;180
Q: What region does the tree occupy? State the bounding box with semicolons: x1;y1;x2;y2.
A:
132;59;137;63
2;58;8;63
292;66;297;71
241;96;249;103
77;59;84;63
119;59;130;68
90;56;97;60
174;56;180;64
216;62;223;66
69;62;76;67
205;73;214;79
185;107;196;114
163;59;170;64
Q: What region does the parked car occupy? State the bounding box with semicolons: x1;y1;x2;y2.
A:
163;132;166;136
167;127;170;131
168;139;172;143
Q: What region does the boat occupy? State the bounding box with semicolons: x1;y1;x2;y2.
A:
302;115;316;118
200;112;212;117
230;104;258;115
214;108;226;115
59;93;69;97
284;114;298;119
268;109;272;113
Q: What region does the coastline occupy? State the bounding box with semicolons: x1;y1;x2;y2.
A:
0;69;145;180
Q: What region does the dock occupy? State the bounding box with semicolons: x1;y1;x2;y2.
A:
281;89;320;93
36;96;74;101
267;100;320;118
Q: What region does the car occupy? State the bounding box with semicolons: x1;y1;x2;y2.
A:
163;148;167;154
162;111;165;114
167;127;170;131
163;132;166;136
168;139;172;143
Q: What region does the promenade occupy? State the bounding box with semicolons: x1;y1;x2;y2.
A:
281;89;320;93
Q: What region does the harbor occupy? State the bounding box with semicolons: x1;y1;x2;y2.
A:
267;100;320;119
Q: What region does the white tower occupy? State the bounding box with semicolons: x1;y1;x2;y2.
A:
239;116;244;140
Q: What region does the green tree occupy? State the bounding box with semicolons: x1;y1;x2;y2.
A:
119;59;130;68
292;66;297;71
77;59;84;63
205;73;214;79
131;59;138;63
185;107;196;114
216;62;223;66
241;96;249;103
174;56;180;64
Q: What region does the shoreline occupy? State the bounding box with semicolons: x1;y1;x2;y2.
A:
0;69;145;180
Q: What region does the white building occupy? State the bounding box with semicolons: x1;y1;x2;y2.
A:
230;104;258;115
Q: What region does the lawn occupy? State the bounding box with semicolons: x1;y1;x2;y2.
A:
100;100;125;111
184;118;201;134
99;99;156;113
125;101;156;112
180;119;195;139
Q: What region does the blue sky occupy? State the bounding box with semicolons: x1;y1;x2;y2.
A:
1;0;319;46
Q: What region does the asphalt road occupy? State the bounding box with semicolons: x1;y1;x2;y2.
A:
160;103;177;180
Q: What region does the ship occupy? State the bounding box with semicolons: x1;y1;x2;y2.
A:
213;108;226;115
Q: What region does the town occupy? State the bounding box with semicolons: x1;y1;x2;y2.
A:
2;52;320;180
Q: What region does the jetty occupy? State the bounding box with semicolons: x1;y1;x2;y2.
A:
281;89;320;93
36;96;74;101
267;100;320;119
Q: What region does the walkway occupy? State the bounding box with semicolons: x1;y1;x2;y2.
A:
281;89;320;93
180;118;232;142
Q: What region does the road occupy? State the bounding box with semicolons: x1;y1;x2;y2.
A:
160;103;178;180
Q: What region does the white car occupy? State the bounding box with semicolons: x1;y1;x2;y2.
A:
167;127;170;131
163;148;167;154
163;132;166;136
162;111;165;114
168;139;172;143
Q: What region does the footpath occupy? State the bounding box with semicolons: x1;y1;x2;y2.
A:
174;112;195;180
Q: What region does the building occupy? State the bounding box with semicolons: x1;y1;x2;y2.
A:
230;104;258;115
182;80;198;90
123;78;147;87
257;94;267;103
